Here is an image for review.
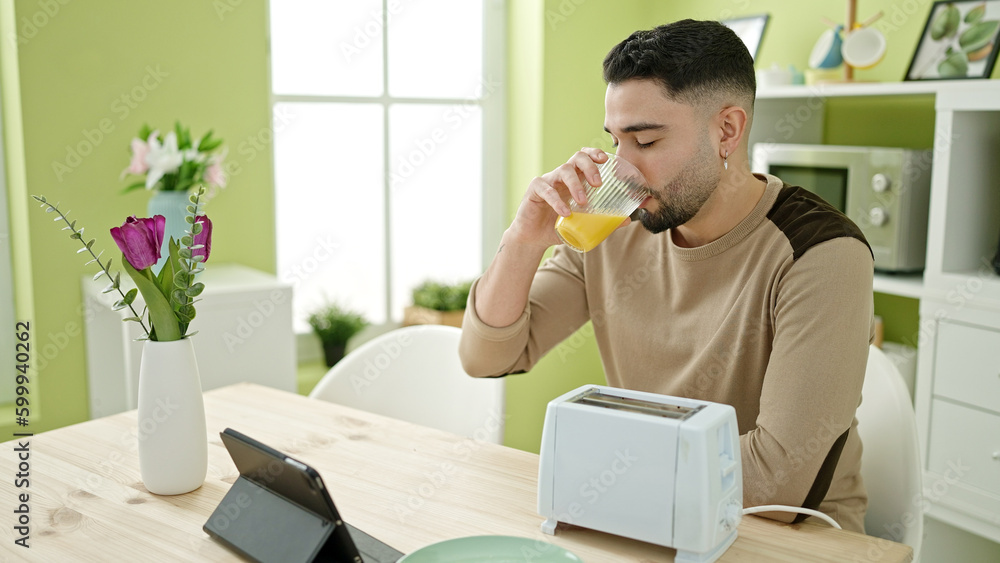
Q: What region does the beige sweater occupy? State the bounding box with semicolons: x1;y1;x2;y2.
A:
460;174;875;533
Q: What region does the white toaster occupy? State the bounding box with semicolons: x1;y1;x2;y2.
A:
537;385;743;563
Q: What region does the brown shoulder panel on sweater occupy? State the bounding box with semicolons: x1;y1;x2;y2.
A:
766;184;873;261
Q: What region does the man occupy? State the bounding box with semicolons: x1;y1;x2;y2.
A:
459;20;874;533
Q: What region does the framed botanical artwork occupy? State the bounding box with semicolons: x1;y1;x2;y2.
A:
722;14;770;61
905;0;1000;80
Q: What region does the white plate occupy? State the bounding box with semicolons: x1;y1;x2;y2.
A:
398;535;584;563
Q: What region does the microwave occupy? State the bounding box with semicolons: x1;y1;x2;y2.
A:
752;144;932;273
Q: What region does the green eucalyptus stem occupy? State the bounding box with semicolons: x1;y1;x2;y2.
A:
31;195;151;337
168;185;208;337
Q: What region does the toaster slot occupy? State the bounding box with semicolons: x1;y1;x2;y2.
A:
568;388;702;420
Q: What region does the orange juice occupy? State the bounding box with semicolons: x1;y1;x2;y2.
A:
555;212;628;252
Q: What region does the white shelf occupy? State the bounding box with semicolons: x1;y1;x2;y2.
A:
757;77;1000;543
758;80;959;100
873;273;925;300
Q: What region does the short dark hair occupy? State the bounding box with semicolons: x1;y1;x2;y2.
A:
603;19;756;111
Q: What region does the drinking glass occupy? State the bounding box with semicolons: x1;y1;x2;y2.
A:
554;153;649;252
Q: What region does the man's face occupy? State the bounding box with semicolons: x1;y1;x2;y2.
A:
604;79;721;234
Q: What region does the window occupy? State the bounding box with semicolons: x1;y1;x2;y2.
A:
270;0;505;330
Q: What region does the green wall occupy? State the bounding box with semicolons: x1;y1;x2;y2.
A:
501;0;988;452
1;0;986;446
1;0;274;436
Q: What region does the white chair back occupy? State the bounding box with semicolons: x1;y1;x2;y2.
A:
857;344;923;560
309;325;505;444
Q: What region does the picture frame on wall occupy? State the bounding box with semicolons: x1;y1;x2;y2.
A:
721;14;770;61
905;0;1000;80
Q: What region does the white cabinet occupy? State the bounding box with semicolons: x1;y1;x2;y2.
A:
82;263;296;419
916;303;1000;543
755;80;1000;543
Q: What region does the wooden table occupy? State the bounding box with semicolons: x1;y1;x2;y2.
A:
0;383;912;562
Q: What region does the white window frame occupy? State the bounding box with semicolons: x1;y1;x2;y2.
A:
269;0;506;329
0;80;16;403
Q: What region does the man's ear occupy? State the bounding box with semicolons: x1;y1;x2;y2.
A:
716;105;749;158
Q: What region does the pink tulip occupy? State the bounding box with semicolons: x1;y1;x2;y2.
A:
110;215;165;271
192;215;212;263
205;161;227;188
126;138;150;175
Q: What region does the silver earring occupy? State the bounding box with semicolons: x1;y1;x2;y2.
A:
724;150;728;171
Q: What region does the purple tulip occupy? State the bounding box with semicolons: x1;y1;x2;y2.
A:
110;215;165;271
192;215;212;263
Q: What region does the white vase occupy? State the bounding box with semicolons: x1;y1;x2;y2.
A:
137;338;208;495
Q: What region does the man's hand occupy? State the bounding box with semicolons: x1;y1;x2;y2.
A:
506;148;620;249
474;148;630;328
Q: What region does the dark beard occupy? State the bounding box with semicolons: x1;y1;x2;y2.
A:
635;138;720;235
635;192;701;234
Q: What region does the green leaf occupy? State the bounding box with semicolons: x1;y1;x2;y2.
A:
102;281;116;294
124;288;138;305
119;252;181;341
123;316;144;323
186;205;196;214
938;51;970;76
931;4;961;40
70;232;83;240
185;215;196;224
186;283;205;297
176;304;196;323
191;222;203;235
121;181;148;194
137;124;152;142
965;3;986;24
84;249;104;265
197;130;214;148
178;247;192;259
172;288;188;305
112;300;127;311
199;137;223;152
959;20;1000;53
156;238;182;298
173;270;190;288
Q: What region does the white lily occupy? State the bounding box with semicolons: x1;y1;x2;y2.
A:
143;130;184;189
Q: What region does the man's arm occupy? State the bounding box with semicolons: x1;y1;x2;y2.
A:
739;237;874;522
459;245;592;377
460;149;619;375
473;148;611;327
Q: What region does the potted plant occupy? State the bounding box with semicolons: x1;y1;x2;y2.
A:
307;303;368;367
403;279;472;328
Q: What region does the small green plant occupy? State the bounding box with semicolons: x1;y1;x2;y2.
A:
307;303;368;346
411;279;473;312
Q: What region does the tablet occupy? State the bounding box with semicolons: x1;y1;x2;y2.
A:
204;428;403;563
